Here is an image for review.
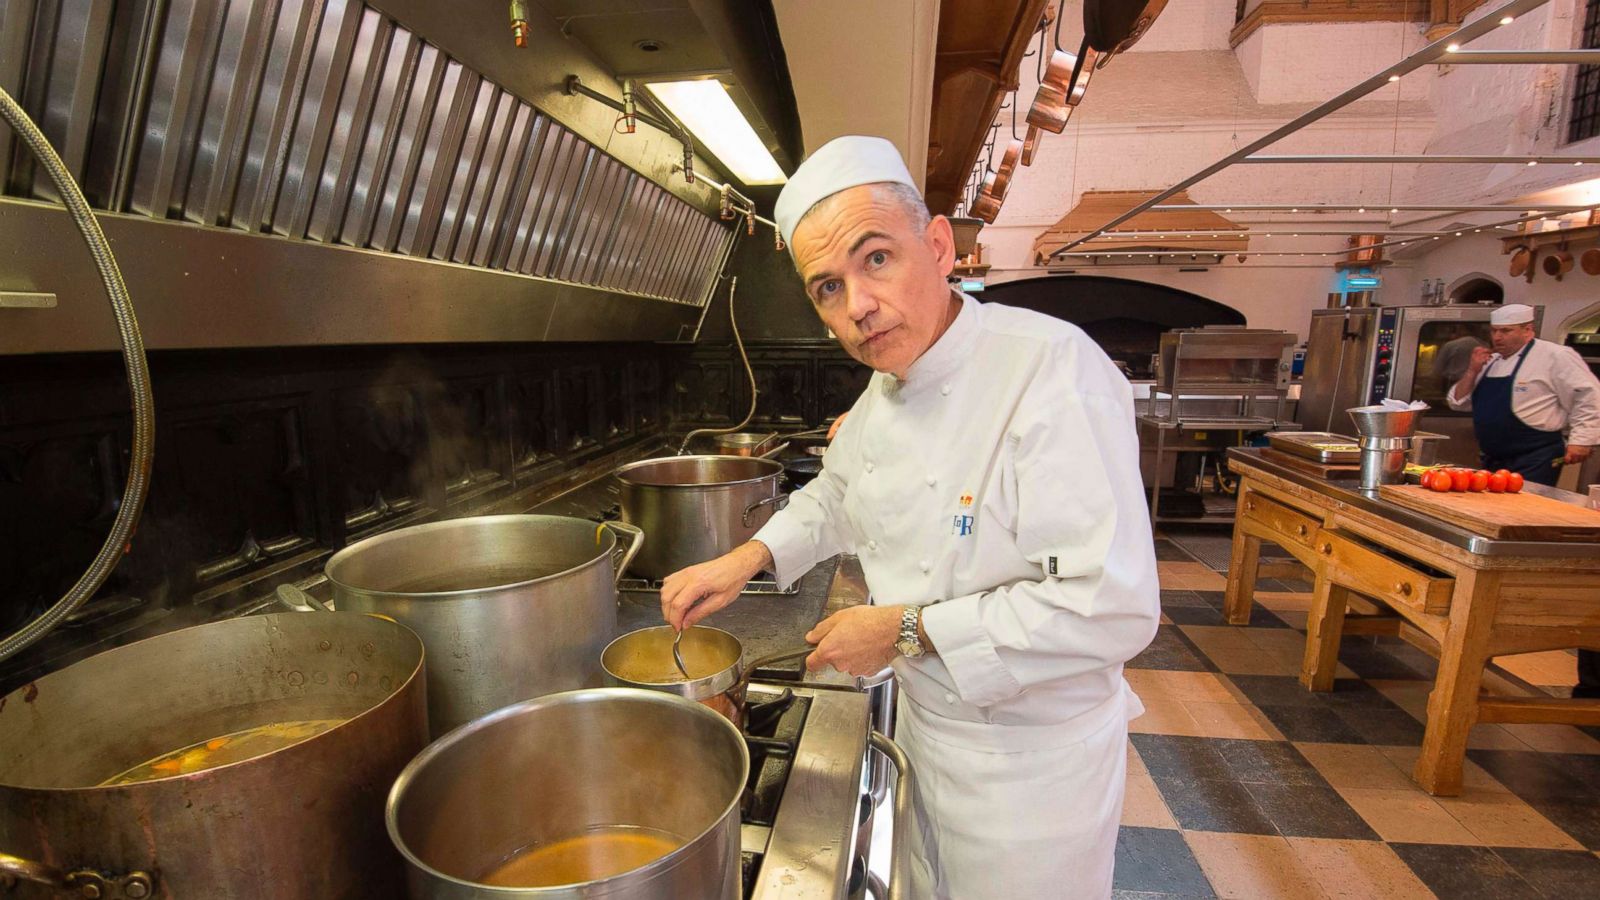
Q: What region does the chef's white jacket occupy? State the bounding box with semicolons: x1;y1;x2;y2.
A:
1445;338;1600;445
754;293;1160;734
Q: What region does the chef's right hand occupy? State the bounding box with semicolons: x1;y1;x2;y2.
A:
660;540;774;630
1469;345;1493;373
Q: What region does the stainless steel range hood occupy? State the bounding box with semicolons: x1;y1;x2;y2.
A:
0;0;737;353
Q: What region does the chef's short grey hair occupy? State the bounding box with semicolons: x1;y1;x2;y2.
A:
791;182;932;261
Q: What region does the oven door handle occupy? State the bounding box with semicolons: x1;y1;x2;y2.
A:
868;731;917;900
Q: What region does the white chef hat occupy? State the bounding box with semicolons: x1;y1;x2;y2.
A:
774;135;918;244
1491;303;1535;325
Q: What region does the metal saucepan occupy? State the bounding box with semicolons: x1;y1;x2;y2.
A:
714;432;778;456
784;456;823;488
294;514;642;737
388;688;747;899
601;625;811;726
615;456;786;580
0;611;428;899
1543;249;1574;280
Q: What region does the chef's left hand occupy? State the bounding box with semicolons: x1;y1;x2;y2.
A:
1566;444;1593;465
803;605;901;676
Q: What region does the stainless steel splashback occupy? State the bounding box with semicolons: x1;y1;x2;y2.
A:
0;0;733;352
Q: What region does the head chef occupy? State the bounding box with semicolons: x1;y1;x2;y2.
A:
1445;303;1600;483
660;135;1160;898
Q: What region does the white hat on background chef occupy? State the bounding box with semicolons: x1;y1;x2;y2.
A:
1491;303;1536;326
774;135;919;244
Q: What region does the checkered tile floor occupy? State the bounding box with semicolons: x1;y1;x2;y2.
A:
1114;530;1600;900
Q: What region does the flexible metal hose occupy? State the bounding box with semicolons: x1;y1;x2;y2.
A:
679;274;759;454
0;86;154;661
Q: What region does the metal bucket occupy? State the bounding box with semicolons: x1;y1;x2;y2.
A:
614;456;785;579
388;688;747;899
0;612;427;899
325;514;642;736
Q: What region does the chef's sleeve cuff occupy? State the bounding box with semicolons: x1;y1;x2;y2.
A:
751;514;819;590
919;595;1023;708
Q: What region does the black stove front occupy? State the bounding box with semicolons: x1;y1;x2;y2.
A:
738;687;810;899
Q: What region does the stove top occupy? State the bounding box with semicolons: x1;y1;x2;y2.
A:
740;683;870;900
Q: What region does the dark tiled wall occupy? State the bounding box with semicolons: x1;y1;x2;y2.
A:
0;344;678;675
673;341;872;429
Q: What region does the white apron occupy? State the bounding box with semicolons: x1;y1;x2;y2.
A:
893;684;1139;900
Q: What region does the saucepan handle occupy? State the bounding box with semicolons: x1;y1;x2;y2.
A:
275;582;333;613
0;852;156;898
603;521;644;586
868;731;917;900
742;493;790;528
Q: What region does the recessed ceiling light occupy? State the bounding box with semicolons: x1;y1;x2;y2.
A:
1388;75;1400;83
1446;42;1461;52
646;80;786;184
1527;160;1538;166
1390;207;1399;213
1500;15;1514;25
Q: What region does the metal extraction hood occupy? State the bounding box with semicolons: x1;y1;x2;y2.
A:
0;0;738;354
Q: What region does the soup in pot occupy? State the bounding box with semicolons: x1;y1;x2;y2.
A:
479;826;685;887
101;719;344;785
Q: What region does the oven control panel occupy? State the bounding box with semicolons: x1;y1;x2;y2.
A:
1369;308;1398;403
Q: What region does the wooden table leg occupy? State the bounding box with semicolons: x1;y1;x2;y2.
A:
1224;525;1261;626
1414;569;1500;796
1300;579;1351;692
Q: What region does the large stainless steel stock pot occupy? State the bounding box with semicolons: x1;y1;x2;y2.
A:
320;514;641;736
388;688;747;899
614;456;784;579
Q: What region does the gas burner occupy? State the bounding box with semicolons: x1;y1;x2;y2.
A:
616;576;798;597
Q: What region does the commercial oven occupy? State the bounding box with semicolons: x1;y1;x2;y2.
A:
1296;304;1544;465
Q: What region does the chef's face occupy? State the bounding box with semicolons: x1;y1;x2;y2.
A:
1489;322;1535;356
791;185;957;378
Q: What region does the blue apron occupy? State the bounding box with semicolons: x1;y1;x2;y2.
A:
1472;340;1565;486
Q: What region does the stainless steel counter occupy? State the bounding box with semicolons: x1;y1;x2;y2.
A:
1228;447;1596;558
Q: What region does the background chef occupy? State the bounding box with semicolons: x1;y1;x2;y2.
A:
1447;302;1600;698
659;135;1160;899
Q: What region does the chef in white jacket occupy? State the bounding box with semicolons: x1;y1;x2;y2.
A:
661;136;1160;899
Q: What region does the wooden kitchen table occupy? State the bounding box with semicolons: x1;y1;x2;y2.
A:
1223;448;1600;796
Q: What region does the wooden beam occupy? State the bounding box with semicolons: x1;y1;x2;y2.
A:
1344;615;1404;636
1477;696;1600;726
1232;0;1431;47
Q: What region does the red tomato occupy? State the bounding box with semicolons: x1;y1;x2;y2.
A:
1469;470;1490;492
1488;472;1508;493
1450;469;1471;492
1494;469;1512;480
1428;472;1453;493
1507;472;1524;493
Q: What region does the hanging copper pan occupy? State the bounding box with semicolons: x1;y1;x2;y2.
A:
1027;81;1070;133
1022;124;1041;165
1581;248;1600;276
1543;248;1574;280
971;176;1003;223
1038;48;1076;90
1066;42;1099;107
991;139;1023;196
1086;0;1171;64
1508;245;1533;279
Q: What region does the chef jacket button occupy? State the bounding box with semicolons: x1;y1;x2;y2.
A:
865;461;875;473
868;540;878;551
943;692;956;704
940;383;952;396
919;560;931;573
925;475;936;486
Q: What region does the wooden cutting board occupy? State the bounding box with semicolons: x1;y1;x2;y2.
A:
1261;448;1361;480
1378;484;1600;542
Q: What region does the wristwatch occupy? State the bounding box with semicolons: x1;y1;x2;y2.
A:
895;606;926;658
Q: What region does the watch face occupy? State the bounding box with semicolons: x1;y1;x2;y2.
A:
896;638;923;658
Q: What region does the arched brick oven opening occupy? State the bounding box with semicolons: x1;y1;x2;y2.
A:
975;275;1247;378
